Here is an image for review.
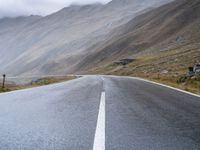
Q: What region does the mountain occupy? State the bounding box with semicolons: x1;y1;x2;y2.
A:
74;0;200;72
0;0;172;76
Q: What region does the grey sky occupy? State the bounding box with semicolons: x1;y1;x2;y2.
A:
0;0;111;18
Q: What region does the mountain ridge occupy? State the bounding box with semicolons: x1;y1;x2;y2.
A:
73;0;200;73
0;0;174;76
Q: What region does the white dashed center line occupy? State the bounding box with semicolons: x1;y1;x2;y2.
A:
93;91;105;150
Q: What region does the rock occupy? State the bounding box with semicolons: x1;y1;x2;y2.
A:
114;59;135;65
161;70;168;74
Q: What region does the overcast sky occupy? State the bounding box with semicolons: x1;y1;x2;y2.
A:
0;0;111;18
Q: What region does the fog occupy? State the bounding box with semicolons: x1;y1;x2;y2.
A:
0;0;111;18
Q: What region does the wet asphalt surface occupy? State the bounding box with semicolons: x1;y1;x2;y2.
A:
0;75;199;150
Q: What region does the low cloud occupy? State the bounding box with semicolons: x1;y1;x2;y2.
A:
0;0;111;18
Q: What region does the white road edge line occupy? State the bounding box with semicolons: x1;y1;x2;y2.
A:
93;92;105;150
133;77;200;98
103;75;200;98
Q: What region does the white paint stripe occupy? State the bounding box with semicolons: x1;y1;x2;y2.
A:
93;92;105;150
100;75;200;98
125;77;200;97
132;77;200;98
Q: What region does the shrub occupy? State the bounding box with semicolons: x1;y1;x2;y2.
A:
177;76;187;83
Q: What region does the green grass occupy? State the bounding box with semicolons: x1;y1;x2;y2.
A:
0;87;11;93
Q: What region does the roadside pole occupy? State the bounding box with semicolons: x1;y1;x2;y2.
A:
2;74;6;88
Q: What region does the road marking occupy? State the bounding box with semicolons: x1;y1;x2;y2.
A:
132;77;200;98
93;92;105;150
102;75;200;98
101;77;105;91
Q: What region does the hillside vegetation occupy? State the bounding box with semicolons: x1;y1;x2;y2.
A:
76;0;200;72
88;43;200;94
81;0;200;94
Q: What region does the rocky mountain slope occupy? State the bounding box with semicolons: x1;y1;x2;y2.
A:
76;0;200;72
83;0;200;94
0;0;172;76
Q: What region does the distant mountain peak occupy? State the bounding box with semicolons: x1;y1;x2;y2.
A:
108;0;135;5
58;2;103;14
69;2;103;7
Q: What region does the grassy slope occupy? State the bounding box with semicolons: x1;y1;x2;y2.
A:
0;76;77;93
88;43;200;94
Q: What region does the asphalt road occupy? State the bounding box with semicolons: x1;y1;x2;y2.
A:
0;75;199;150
